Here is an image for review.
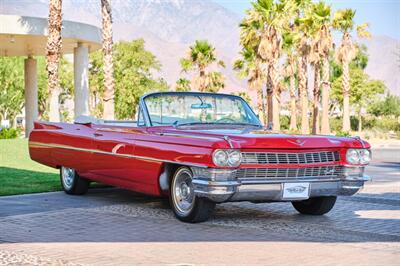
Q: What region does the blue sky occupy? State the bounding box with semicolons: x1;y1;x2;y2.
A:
213;0;400;40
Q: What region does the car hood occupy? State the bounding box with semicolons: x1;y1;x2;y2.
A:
160;126;369;150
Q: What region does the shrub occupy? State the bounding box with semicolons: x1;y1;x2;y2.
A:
280;115;290;130
330;117;342;133
335;131;351;137
0;128;21;139
375;117;400;132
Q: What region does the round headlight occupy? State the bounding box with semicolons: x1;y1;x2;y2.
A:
212;150;228;166
359;149;371;164
227;150;242;167
346;149;360;164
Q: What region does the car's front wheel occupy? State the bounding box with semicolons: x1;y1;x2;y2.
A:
60;166;89;195
169;166;215;223
292;196;337;215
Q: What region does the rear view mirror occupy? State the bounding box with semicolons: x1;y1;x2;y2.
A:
191;103;212;109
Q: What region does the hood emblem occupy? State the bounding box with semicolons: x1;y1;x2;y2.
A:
287;139;307;146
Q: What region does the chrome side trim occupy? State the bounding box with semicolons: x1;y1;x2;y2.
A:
29;141;208;168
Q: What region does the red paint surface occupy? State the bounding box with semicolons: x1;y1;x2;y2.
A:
29;122;371;196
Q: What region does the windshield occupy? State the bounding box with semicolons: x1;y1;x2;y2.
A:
143;93;261;127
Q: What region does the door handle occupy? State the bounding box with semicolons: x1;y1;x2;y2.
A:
94;133;103;137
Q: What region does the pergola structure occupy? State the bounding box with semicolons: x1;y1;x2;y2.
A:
0;15;102;137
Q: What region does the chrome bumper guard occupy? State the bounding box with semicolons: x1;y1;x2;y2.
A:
191;166;370;203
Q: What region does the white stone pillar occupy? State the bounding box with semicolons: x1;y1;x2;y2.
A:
24;56;38;137
74;43;90;119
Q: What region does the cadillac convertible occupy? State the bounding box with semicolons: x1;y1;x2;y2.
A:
29;92;371;222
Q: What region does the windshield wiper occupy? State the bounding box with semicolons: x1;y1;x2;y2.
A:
225;123;262;128
175;122;262;128
175;122;216;127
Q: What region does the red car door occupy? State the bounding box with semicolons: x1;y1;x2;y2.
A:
89;124;137;188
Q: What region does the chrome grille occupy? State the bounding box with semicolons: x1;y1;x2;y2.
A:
241;151;340;164
236;165;343;180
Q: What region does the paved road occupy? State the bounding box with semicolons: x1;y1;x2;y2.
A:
0;148;399;265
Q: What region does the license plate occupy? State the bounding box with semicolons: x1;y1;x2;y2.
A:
282;183;310;199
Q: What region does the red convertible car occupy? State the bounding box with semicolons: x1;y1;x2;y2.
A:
29;92;371;222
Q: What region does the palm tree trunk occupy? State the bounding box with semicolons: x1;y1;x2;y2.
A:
266;80;273;128
199;68;206;92
289;74;297;131
256;84;266;125
46;0;62;122
101;0;115;120
49;86;61;122
298;56;309;134
312;62;321;134
269;62;280;131
320;56;331;134
342;61;351;132
265;83;273;129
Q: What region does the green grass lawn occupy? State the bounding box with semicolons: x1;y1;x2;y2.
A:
0;139;60;196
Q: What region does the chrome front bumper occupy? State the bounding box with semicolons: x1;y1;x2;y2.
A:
191;167;370;203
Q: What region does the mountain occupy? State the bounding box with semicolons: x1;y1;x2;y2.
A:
1;0;398;96
361;36;400;96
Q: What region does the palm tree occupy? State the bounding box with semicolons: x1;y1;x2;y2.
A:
180;40;225;92
237;10;267;125
308;1;331;134
46;0;63;122
234;47;266;125
295;15;314;134
334;14;371;133
316;4;334;135
101;0;115;120
309;38;321;134
252;0;294;130
333;9;357;132
175;78;191;92
282;30;298;131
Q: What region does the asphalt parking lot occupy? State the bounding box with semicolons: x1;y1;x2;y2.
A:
0;148;399;265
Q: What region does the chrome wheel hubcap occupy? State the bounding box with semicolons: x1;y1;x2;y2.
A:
172;168;195;215
61;167;75;190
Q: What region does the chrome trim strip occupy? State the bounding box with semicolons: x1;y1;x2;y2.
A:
192;179;240;187
240;178;342;184
224;136;234;148
138;100;152;127
29;141;208;168
342;185;363;189
353;136;366;148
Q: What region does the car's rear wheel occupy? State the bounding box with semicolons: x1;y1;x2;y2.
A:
292;196;337;215
60;166;89;195
169;166;215;223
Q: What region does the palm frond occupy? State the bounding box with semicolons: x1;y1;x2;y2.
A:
357;22;371;39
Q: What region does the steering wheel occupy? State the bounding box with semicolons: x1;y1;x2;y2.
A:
216;117;236;123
